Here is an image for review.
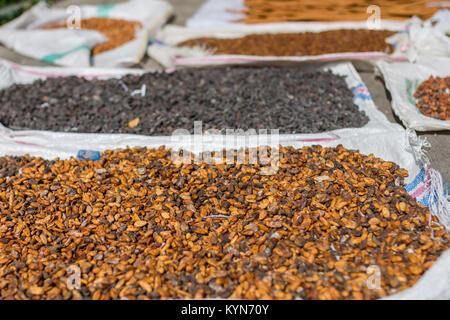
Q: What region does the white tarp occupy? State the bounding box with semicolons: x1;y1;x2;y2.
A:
429;9;450;34
0;58;448;299
0;0;173;68
405;17;450;61
186;0;245;28
148;21;410;69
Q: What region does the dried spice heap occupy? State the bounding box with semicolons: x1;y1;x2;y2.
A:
44;18;142;55
414;76;450;121
0;67;368;135
238;0;447;23
0;145;449;300
0;156;34;179
178;30;395;56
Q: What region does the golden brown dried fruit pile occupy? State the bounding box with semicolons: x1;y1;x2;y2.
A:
178;30;395;57
0;155;35;179
414;76;450;121
0;145;449;300
238;0;448;23
44;18;142;55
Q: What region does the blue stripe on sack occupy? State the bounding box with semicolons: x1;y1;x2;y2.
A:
148;39;166;46
418;192;430;207
353;93;372;101
433;189;439;205
444;180;450;196
97;4;115;17
352;84;365;95
405;167;426;193
418;188;439;208
42;44;90;64
352;83;364;91
352;83;372;101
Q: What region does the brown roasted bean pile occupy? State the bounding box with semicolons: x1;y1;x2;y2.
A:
178;30;395;57
44;18;142;55
414;76;450;121
0;156;34;179
0;145;449;300
237;0;448;23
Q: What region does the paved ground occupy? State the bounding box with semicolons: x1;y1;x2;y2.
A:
0;0;448;183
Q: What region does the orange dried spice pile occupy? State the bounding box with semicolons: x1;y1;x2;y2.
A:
238;0;449;23
44;18;142;55
414;76;450;121
0;145;449;300
178;30;395;57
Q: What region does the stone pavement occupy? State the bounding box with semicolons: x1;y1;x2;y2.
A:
0;0;448;183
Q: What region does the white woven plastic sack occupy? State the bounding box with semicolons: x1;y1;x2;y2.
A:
0;0;173;68
0;59;448;299
148;21;409;69
186;0;245;28
405;17;450;61
377;58;450;131
429;9;450;35
0;3;105;67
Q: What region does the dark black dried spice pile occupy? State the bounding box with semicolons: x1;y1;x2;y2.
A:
0;67;368;135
